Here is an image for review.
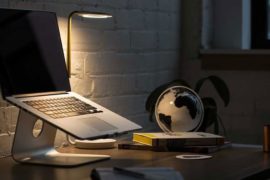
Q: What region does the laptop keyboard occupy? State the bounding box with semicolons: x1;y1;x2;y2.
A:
23;97;103;119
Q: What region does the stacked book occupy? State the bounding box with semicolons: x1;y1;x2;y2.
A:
118;132;229;153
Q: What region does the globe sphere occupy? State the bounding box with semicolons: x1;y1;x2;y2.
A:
155;86;204;133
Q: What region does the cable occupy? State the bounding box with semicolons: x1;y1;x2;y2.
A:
217;114;227;137
66;134;76;145
0;153;11;159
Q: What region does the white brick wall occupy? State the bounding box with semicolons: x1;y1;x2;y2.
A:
0;0;181;155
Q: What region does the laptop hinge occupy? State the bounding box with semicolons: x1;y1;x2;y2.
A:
13;91;68;98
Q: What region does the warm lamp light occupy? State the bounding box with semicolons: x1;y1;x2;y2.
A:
67;11;112;77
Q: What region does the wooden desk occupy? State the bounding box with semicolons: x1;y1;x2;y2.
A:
0;145;268;180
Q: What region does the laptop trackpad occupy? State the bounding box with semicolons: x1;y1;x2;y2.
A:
81;116;117;132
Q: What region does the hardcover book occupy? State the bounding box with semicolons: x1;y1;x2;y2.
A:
118;141;231;153
133;132;224;147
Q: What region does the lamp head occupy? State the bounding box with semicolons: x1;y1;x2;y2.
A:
70;11;112;19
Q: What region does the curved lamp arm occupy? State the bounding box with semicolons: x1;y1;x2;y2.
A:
66;11;112;78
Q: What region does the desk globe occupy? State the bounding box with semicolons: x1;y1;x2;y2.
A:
154;86;204;132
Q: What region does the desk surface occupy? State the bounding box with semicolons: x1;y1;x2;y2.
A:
0;145;268;180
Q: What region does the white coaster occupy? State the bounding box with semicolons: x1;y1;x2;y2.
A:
176;154;212;160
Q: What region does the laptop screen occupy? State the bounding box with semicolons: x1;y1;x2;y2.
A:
0;9;70;98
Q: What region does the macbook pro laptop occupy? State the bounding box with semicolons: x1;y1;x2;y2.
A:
0;9;141;139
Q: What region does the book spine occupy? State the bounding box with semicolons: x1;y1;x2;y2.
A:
118;143;168;151
157;138;224;147
133;134;154;146
185;138;224;146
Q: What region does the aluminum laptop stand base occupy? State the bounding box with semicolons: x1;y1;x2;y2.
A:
12;109;110;166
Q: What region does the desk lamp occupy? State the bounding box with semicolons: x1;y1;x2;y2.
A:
67;11;112;77
67;11;115;148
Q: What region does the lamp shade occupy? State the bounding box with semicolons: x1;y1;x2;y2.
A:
74;11;112;19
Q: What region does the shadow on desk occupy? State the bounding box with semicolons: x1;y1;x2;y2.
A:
242;168;270;180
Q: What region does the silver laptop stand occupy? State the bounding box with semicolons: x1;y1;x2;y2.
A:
12;109;110;166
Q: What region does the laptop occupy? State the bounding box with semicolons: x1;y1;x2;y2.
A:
0;8;141;139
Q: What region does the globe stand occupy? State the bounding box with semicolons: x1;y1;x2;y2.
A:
11;109;110;166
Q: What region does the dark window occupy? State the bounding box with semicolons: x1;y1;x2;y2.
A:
251;0;270;48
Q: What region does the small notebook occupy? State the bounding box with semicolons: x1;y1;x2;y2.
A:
91;167;184;180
